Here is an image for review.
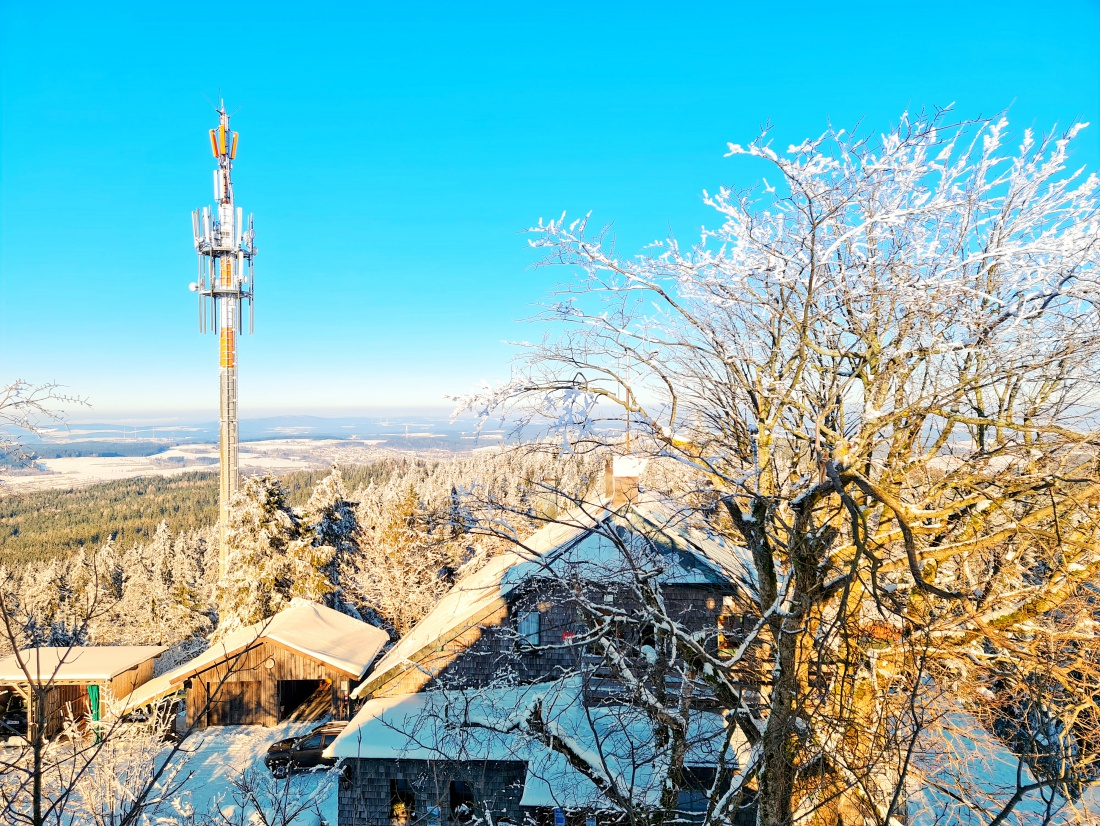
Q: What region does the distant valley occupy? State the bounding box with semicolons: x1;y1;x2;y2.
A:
1;413;513;493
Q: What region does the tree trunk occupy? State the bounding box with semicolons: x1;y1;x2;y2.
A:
758;615;799;826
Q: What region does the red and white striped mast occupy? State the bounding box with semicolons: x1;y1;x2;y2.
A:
190;102;255;575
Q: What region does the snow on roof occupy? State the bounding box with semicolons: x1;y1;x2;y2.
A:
143;600;388;695
909;705;1100;825
355;494;753;698
0;646;166;683
356;509;601;695
329;676;741;810
628;498;757;591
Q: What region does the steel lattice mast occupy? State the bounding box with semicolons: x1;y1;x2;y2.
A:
190;102;255;574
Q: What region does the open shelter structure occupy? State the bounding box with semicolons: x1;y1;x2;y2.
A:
122;599;388;728
0;645;165;738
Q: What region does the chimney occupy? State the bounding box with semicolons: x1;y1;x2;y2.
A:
604;456;648;507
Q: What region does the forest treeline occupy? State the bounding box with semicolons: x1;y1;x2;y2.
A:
0;460;428;565
0;446;620;661
2;441;174;465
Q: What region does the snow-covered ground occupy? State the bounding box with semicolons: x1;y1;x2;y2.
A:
0;439;383;492
151;722;339;826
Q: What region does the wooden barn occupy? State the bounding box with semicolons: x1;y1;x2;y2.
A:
122;599;388;728
0;645;165;738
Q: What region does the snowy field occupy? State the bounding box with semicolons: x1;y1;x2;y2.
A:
150;721;338;825
0;439;394;492
0;720;338;825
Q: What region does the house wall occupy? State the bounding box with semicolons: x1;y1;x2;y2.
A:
42;684;86;738
369;582;733;700
185;639;353;728
338;758;526;826
109;656;156;700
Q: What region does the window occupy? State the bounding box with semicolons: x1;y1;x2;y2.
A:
676;768;715;824
517;610;540;646
676;788;709;823
297;734;322;750
450;780;475;823
391;779;416;826
718;612;748;658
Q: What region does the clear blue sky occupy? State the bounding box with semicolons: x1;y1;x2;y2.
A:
2;1;1098;420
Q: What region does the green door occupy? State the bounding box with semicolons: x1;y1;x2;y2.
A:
87;684;101;741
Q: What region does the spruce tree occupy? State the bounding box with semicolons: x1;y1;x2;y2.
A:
215;474;334;635
302;466;362;618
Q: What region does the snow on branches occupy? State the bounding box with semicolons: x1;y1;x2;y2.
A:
458;111;1100;825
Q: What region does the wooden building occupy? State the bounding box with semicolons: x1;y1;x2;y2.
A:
330;461;758;826
0;646;165;738
122;600;388;728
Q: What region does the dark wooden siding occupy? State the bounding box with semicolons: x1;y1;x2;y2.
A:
42;684;86;738
186;639;354;728
339;759;526;826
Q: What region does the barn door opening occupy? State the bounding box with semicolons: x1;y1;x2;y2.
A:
277;679;327;722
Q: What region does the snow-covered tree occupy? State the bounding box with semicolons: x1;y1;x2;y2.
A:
215;474;334;635
349;483;446;637
87;524;213;648
302;465;362;617
459;112;1100;825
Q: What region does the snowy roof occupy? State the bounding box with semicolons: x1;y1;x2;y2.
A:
355;494;753;699
137;600;387;696
909;704;1100;825
118;602;387;715
116;670;182;714
329;676;742;810
355;510;599;696
0;646;165;683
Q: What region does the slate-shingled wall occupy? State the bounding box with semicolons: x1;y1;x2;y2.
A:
370;582;733;699
339;758;526;826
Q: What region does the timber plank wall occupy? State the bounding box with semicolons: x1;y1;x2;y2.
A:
185;639;355;728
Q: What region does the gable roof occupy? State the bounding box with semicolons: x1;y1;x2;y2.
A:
354;494;752;699
0;646;165;683
175;599;388;681
118;600;388;713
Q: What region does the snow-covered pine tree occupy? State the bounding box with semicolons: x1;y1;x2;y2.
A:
347;483;447;637
15;553;92;649
87;523;214;648
214;474;334;635
302;465;362;618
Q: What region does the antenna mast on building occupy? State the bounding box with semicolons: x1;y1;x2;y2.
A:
189;102;256;574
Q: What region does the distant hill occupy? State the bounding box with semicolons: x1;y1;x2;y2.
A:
11;413;513;451
0;472;220;564
2;439;174;466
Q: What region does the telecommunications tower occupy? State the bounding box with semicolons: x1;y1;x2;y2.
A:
189;103;256;573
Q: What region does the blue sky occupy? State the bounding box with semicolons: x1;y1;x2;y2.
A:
2;1;1098;420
